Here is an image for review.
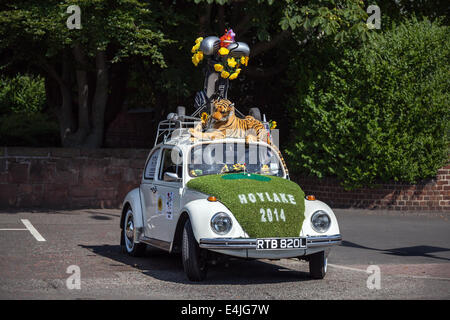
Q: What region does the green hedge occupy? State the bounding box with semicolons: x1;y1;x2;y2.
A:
286;18;450;189
0;74;59;146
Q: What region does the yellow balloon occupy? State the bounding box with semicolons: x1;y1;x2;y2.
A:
218;47;229;55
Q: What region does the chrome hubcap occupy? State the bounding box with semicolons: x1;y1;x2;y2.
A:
124;211;134;251
126;220;134;240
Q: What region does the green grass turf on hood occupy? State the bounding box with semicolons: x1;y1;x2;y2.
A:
187;173;305;238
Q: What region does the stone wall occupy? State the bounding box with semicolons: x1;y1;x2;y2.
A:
0;147;148;208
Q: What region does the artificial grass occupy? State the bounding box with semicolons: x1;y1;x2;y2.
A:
187;173;305;238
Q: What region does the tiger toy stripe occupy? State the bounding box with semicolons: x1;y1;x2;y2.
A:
189;98;289;176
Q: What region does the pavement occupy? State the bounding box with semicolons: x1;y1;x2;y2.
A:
0;208;449;300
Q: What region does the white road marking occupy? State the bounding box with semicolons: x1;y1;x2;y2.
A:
0;228;28;231
327;263;367;273
21;219;46;242
328;263;450;281
404;275;450;281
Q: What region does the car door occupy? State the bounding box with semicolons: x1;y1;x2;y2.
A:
148;146;183;243
140;147;161;239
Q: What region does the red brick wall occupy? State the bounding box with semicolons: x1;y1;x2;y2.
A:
0;147;449;211
0;147;148;209
292;165;450;211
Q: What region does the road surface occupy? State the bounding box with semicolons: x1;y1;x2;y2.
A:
0;208;448;299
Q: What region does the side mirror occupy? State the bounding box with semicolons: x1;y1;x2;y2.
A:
164;172;181;182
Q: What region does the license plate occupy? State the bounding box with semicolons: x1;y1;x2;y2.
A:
256;237;306;250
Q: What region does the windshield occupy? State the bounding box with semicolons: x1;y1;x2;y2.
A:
188;142;284;177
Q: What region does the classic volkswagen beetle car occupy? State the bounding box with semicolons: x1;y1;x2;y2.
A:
120;128;342;281
120;30;341;281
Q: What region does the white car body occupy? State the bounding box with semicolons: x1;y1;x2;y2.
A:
121;136;342;263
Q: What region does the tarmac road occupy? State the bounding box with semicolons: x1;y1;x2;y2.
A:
0;208;449;300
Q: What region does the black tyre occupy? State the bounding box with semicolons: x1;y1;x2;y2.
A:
182;219;207;281
249;107;262;121
122;209;146;257
309;251;327;279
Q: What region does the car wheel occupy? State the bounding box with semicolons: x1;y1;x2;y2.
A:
122;208;146;257
309;251;327;279
182;219;207;281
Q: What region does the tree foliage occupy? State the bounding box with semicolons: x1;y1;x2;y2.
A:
0;0;170;147
146;0;376;136
0;74;59;146
285;18;450;188
0;1;449;189
0;74;46;114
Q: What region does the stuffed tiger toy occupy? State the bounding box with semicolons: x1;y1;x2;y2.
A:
189;98;289;176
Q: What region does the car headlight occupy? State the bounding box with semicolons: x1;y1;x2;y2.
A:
210;212;233;235
310;210;331;233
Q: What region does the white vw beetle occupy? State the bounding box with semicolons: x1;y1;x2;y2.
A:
120;126;342;281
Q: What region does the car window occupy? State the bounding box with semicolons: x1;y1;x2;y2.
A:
144;148;160;180
158;147;183;181
188;142;283;177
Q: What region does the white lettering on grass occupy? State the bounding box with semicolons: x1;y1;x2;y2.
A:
266;208;273;222
238;194;247;204
259;208;287;223
237;193;297;205
288;194;296;204
280;208;286;221
248;193;257;203
272;193;281;203
259;208;267;222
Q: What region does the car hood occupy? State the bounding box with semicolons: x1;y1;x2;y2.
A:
186;173;305;238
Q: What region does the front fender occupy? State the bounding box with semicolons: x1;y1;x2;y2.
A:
121;187;144;234
301;199;340;237
182;199;247;243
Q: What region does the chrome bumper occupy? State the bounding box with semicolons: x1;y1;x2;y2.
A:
199;234;342;250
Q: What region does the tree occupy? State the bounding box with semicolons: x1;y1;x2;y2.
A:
0;0;170;147
0;74;59;146
2;1;431;148
285;18;450;188
139;0;373;135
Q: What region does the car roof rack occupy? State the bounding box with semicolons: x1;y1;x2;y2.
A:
154;102;254;147
154;115;199;146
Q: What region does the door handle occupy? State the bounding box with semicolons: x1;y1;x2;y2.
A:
150;185;157;193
